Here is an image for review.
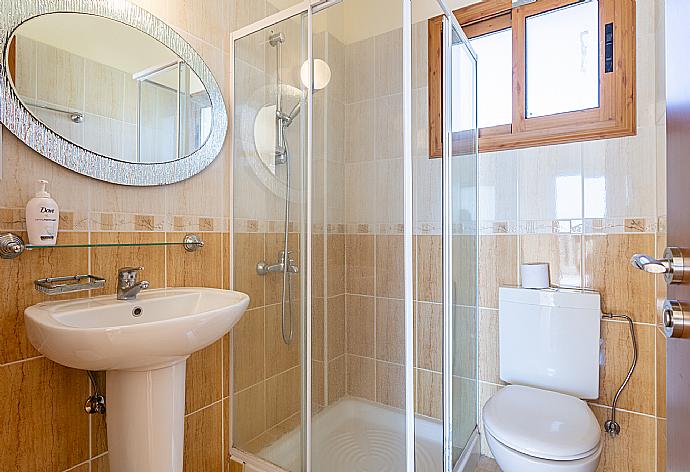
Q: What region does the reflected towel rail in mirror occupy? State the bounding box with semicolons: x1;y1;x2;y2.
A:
23;101;84;124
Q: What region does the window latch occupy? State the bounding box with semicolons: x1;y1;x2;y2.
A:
605;23;614;73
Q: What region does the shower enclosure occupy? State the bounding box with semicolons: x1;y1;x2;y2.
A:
231;1;478;470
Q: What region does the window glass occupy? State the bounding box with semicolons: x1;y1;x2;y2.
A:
469;28;512;129
525;0;599;118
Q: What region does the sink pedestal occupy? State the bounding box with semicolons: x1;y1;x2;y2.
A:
106;361;187;472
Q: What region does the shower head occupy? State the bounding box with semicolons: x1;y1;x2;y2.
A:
269;32;285;47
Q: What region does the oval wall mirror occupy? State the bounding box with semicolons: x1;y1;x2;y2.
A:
0;1;227;186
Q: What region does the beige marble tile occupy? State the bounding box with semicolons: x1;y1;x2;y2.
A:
591;405;656;472
90;232;166;295
598;320;655;415
584;234;656;324
376;297;405;364
376;361;405;410
312;360;324;408
416;369;442;419
91;454;109;472
478;309;503;385
327;295;346;361
520;233;582;289
478;235;518;310
656;328;666;418
416;302;442;372
347;355;376;401
312;297;325;362
328;355;347;404
167;232;223;288
234;382;265;446
264;304;300;378
265;367;301;428
185;340;223;415
0;232;88;365
183;402;223;472
376;235;405;298
327;234;346;297
233;307;265;393
417;235;442;303
346;295;375;357
657;418;666;472
0;358;89;471
345;234;375;295
233;233;265;309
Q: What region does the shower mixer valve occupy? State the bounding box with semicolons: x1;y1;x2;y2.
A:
256;250;299;276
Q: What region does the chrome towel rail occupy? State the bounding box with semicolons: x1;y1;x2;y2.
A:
0;233;204;259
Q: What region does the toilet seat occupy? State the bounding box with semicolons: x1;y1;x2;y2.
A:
483;385;601;461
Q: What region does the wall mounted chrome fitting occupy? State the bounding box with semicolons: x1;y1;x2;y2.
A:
85;371;106;415
663;299;688;339
631;247;688;285
0;233;25;259
601;313;637;436
256;250;299;276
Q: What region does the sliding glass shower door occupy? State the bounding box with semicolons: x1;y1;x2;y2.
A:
443;17;479;470
231;1;478;471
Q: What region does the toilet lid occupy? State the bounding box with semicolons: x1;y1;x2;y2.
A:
483;385;601;461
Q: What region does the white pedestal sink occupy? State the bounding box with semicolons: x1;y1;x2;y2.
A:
24;288;250;472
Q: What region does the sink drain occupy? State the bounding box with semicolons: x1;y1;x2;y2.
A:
132;306;143;317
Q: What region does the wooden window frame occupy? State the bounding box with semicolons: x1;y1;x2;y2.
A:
428;0;636;157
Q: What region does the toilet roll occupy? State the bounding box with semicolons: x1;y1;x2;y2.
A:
520;263;550;289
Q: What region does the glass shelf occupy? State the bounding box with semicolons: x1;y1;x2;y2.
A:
0;233;204;259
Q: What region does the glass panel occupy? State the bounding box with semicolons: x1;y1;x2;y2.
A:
138;67;178;163
469;29;512;129
232;13;307;472
450;25;479;469
526;0;599;118
411;2;445;471
311;0;409;469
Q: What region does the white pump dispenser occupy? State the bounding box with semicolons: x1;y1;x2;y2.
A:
26;180;60;246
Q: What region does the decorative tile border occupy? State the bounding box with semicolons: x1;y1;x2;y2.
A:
0;207;88;232
479;218;658;235
0;208;229;233
232;217;660;236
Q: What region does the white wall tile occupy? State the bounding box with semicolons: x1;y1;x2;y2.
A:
582;127;657;219
345;161;376;226
376;158;404;226
517;142;583;221
478;150;518;223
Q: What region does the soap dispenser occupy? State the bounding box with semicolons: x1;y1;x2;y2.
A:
26;179;60;246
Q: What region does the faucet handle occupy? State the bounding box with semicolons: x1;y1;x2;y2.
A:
118;266;144;279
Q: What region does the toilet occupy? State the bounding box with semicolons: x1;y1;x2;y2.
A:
483;287;603;472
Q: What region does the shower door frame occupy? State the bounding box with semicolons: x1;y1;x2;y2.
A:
440;12;480;472
229;1;478;470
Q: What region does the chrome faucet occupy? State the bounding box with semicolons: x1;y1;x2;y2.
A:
117;267;149;300
256;251;299;276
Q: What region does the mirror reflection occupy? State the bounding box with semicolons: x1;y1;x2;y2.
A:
8;13;212;164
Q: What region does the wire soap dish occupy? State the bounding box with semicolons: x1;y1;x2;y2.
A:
34;274;106;295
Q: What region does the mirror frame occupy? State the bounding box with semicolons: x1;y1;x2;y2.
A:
0;0;228;186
